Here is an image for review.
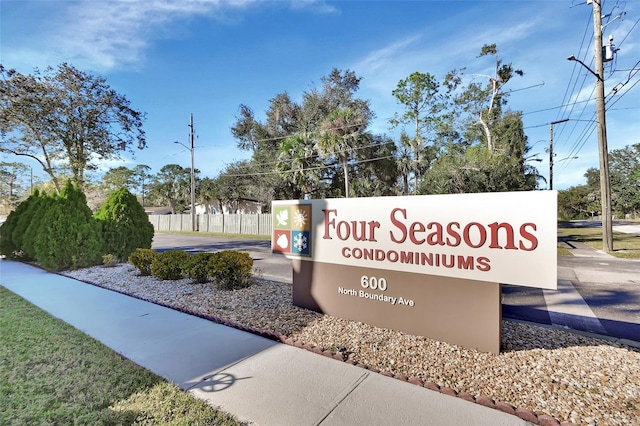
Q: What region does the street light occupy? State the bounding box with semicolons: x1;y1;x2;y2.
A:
174;135;196;232
566;56;602;81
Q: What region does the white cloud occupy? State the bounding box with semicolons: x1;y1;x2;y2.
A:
354;34;423;76
288;0;339;14
351;6;550;135
4;0;263;73
4;0;342;74
52;0;251;72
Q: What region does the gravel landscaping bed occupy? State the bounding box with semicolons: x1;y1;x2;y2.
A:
63;263;640;426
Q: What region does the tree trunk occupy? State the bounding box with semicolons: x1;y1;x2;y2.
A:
342;156;350;198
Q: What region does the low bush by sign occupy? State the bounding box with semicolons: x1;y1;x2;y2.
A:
128;248;253;290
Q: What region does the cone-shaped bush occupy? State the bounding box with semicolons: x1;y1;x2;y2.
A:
34;182;105;271
10;190;41;258
0;196;32;259
0;190;49;259
22;192;56;260
94;187;154;260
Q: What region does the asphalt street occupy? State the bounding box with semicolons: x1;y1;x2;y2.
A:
152;229;640;343
152;233;289;283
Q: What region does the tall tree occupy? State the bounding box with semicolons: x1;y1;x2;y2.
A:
316;107;368;197
390;72;445;193
230;94;301;201
277;134;322;199
0;161;29;205
149;164;194;214
420;113;536;194
132;164;153;208
609;143;640;216
585;143;640;217
197;176;219;213
212;161;255;213
0;63;146;192
395;146;413;195
230;68;375;200
101;166;137;193
558;185;592;220
416;44;537;194
444;44;523;153
350;134;399;197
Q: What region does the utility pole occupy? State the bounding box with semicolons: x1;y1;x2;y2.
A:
567;0;614;252
189;113;196;232
549;119;569;190
592;0;613;252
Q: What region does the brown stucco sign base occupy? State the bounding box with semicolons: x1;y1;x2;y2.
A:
292;259;502;354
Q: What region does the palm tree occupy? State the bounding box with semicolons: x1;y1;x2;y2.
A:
396;147;412;195
316;108;366;198
277;134;321;199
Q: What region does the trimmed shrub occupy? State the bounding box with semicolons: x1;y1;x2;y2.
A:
184;252;215;284
22;191;55;260
0;213;20;258
0;190;45;259
10;189;42;259
34;182;105;271
95;188;154;260
150;250;191;280
102;254;118;267
209;250;253;290
128;248;157;276
0;195;31;259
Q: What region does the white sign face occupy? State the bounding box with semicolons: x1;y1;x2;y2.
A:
273;191;557;289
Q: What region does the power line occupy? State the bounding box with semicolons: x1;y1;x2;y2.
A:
236;120;372;146
617;16;639;47
606;75;640;111
218;154;395;178
521;98;593;116
606;60;640;99
222;138;393;172
556;12;594;124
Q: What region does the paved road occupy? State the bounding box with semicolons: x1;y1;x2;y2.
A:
152;233;289;283
503;254;640;342
152;230;640;343
506;221;640;342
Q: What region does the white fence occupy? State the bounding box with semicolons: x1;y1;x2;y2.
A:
148;214;273;236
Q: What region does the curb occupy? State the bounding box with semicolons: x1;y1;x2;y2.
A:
276;336;575;426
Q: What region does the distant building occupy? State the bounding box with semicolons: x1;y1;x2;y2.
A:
149;198;264;216
145;207;173;215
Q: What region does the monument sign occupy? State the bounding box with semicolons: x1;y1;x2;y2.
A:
273;191;557;353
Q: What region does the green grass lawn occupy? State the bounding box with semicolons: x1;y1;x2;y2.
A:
0;286;241;426
558;226;640;259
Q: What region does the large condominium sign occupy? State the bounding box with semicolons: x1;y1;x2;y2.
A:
274;191;557;289
273;191;557;353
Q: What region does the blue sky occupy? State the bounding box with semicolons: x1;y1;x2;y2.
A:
1;0;638;190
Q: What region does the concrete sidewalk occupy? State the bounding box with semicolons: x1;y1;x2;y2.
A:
0;259;531;426
557;232;615;258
